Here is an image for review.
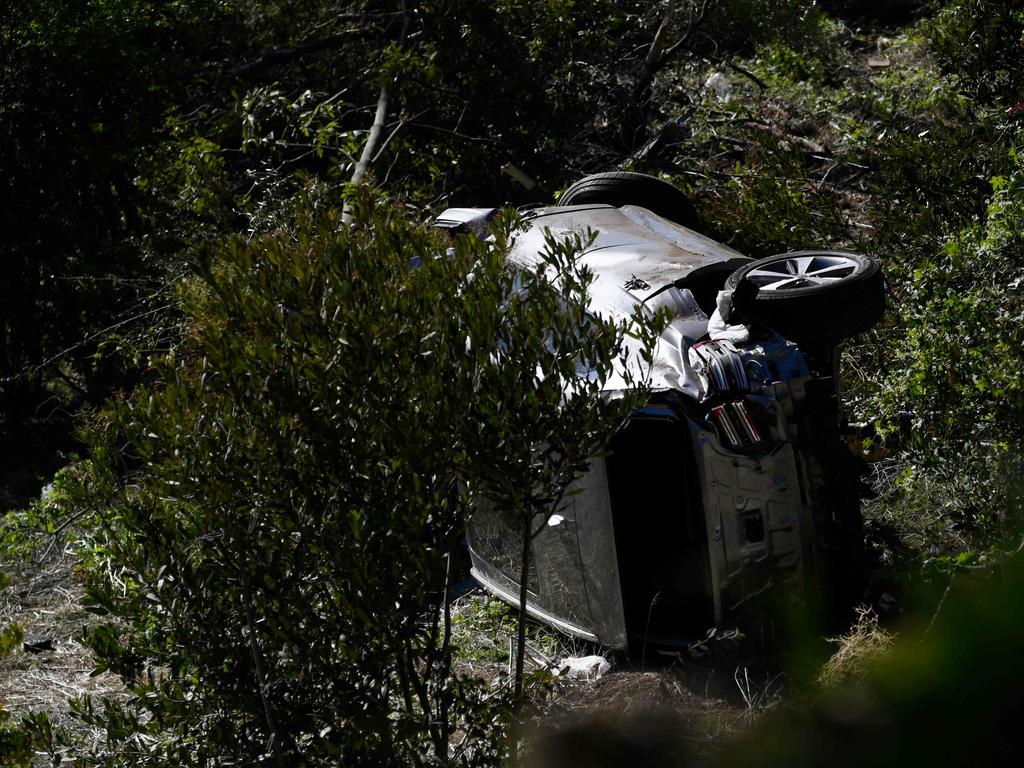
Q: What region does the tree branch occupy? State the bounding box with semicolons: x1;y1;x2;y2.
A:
229;29;364;77
643;1;676;70
243;577;285;768
370;109;429;164
350;82;391;188
342;0;411;224
637;0;716;95
409;121;498;144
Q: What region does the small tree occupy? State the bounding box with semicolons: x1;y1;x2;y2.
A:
72;192;659;766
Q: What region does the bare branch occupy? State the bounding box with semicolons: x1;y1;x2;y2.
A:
342;1;411;224
370;110;429;164
637;0;716;97
229;29;364;77
409;121;497;144
660;0;714;64
8;302;177;383
702;53;768;93
643;1;676;70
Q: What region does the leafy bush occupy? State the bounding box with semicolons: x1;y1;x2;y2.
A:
696;153;844;256
877;149;1024;442
867;122;1006;259
0;0;230;421
928;0;1024;107
69;192;655;766
868;145;1024;549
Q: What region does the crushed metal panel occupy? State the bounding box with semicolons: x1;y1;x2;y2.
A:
570;457;628;649
511;205;746;313
466;463;627;646
690;415;806;624
434;207;497;234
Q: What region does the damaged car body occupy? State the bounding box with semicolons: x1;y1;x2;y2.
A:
438;174;884;652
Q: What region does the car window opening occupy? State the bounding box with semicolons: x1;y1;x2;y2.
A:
606;409;713;648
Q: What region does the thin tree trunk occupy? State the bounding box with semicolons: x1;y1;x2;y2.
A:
439;552;453;760
243;579;286;768
342;1;410;225
351;82;391;190
638;0;676;88
513;513;531;702
508;512;533;766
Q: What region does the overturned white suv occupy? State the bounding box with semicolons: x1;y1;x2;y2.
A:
437;172;884;652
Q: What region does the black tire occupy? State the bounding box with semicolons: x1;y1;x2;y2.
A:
725;250;884;344
557;171;702;232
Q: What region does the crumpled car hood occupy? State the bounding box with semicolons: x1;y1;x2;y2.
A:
511;204;747;312
510;204;750;394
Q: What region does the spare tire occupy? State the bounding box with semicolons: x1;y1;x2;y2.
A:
557;171;702;232
725;250;884;344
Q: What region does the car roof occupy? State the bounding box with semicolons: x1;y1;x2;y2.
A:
509;204;749;319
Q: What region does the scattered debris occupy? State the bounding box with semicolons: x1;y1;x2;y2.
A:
22;636;54;654
704;72;733;101
502;162;537;190
558;655;610;681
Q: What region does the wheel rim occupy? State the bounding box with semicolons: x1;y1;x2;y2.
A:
744;254;860;290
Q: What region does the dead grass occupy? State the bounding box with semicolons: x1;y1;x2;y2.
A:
567;669;744;726
530;664;767;768
817;606;895;689
0;537;127;741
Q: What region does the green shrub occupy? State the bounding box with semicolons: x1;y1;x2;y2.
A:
69;192;655;766
867;123;1006;259
876;151;1024;443
695;152;844;257
928;0;1024;107
868;145;1024;548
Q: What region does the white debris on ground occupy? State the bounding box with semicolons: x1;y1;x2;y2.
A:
557;655;611;681
704;72;733;101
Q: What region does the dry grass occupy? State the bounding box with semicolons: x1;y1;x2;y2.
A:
0;537;127;741
565;669;746;728
817;606;895;689
449;589;775;757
